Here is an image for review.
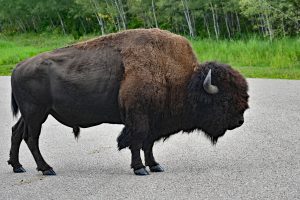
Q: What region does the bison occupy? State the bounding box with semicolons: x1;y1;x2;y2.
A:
8;28;249;176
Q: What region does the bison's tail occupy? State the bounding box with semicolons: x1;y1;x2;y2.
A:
117;127;131;150
11;92;19;118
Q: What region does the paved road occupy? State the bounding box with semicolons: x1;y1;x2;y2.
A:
0;76;299;200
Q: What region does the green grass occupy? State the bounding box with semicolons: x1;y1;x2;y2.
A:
0;33;299;79
192;38;300;79
0;33;76;75
0;64;14;75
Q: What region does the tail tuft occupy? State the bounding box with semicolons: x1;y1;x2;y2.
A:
11;92;19;117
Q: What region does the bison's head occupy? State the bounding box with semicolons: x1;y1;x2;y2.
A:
188;62;249;144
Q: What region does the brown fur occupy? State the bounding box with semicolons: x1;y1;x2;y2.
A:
73;29;198;116
75;29;196;118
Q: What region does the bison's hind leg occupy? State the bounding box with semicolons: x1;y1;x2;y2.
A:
19;104;56;175
8;117;26;173
24;122;56;175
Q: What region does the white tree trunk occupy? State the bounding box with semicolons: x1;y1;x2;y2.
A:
91;0;105;35
152;0;158;28
235;12;241;33
224;12;231;39
181;0;194;37
114;0;126;29
210;2;219;40
265;13;273;41
57;12;66;35
203;14;211;38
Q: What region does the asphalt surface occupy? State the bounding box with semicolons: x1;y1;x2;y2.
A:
0;76;299;200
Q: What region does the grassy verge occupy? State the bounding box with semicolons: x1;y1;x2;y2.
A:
192;38;300;79
234;66;300;79
0;33;299;79
0;64;14;75
0;33;76;75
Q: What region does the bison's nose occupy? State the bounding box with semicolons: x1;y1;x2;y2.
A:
238;119;244;126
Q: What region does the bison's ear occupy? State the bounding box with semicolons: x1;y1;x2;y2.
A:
203;69;219;94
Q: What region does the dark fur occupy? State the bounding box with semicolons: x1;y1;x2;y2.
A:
9;29;249;174
117;61;249;148
72;127;80;139
11;93;19;118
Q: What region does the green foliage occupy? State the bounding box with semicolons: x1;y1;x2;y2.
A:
0;0;298;38
239;0;300;39
0;34;299;79
192;37;300;68
0;33;75;66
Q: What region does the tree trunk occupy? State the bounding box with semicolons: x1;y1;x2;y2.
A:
191;12;196;34
32;17;37;32
210;2;219;40
116;16;121;31
79;17;87;34
114;0;126;29
235;11;241;34
203;14;211;38
265;13;273;41
118;0;127;24
181;0;194;37
281;17;286;37
215;10;220;37
105;0;118;31
57;12;66;35
151;0;158;28
224;11;231;39
259;14;266;36
95;13;105;35
91;0;105;35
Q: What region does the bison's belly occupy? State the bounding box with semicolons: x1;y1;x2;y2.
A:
49;79;123;127
50;97;122;128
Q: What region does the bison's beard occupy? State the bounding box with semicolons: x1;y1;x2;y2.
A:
210;136;219;145
204;130;226;145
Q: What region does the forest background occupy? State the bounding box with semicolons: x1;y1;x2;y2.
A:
0;0;299;78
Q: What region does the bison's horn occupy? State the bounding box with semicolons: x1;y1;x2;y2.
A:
203;69;219;94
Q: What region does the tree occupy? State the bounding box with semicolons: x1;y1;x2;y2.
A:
0;0;298;38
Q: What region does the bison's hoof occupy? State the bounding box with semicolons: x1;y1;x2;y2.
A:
42;168;56;176
134;168;149;176
13;166;26;173
149;164;164;172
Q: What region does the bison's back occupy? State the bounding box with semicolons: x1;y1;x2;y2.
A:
73;28;198;82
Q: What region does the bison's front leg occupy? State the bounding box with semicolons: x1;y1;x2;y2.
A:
124;110;152;175
130;144;149;176
117;126;149;175
143;140;164;172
